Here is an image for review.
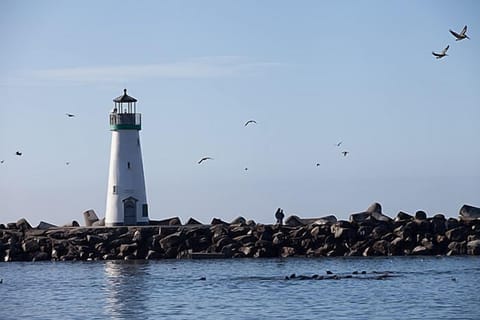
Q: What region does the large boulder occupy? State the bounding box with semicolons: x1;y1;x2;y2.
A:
459;204;480;221
415;211;427;220
185;217;203;225
83;209;99;227
92;218;105;227
16;218;33;231
395;211;414;221
467;240;480;255
350;212;369;224
366;202;382;214
37;221;57;230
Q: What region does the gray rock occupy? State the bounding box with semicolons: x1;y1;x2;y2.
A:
350;212;369;224
281;246;296;258
22;239;39;253
160;232;185;250
211;218;229;226
467;240;480;255
62;221;80;227
185;217;202;225
37;221;57;230
459;204;480;221
415;211;427;220
230;216;247;225
366;202;382;214
395;211;413;221
445;227;467;242
412;245;429;255
92;218;105;227
16;218;32;231
285;215;304;227
83;209;99;227
371;212;392;223
119;243;138;256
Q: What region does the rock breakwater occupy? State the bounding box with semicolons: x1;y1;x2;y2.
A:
1;204;480;262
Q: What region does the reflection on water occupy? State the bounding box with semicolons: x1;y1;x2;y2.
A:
104;260;150;319
1;257;480;320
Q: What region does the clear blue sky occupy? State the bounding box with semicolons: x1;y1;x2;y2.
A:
1;0;479;226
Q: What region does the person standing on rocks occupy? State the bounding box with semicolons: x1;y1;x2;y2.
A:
275;208;285;226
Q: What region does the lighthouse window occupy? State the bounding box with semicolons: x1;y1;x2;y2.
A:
113;185;117;194
127;162;131;169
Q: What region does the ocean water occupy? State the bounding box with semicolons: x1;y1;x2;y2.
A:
0;256;479;320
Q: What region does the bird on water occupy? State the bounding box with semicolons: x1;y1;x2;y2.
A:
432;45;449;59
244;120;257;127
198;157;213;164
449;25;470;41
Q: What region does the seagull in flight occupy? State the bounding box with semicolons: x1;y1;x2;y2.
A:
198;157;213;164
66;162;70;165
335;141;343;147
0;160;4;164
449;25;470;41
341;151;349;157
65;113;75;118
316;163;320;167
244;120;257;127
432;45;449;59
15;151;22;156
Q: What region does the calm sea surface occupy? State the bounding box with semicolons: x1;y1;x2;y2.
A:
1;256;479;320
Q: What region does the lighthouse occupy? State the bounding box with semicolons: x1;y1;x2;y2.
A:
105;89;149;226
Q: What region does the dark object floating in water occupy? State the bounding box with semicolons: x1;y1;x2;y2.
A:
199;277;206;281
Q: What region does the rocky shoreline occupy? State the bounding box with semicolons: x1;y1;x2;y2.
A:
1;203;480;262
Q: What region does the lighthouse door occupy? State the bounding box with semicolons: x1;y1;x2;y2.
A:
123;197;137;225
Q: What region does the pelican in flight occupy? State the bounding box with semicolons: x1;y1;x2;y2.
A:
432;45;449;59
65;113;75;118
341;151;349;157
198;157;213;164
449;25;470;41
244;120;257;127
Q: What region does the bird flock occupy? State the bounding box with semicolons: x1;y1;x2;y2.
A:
0;113;76;166
197;120;349;170
432;25;470;59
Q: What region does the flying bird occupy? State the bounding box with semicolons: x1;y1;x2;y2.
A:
316;163;320;167
0;160;4;164
341;151;349;157
449;25;470;41
432;45;449;59
15;151;22;156
335;141;343;147
198;157;213;164
65;113;75;118
244;120;257;127
66;162;70;165
244;167;248;171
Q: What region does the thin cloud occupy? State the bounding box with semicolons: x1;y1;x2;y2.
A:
3;56;281;86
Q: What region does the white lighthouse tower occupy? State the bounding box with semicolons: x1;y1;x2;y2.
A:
105;89;149;226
